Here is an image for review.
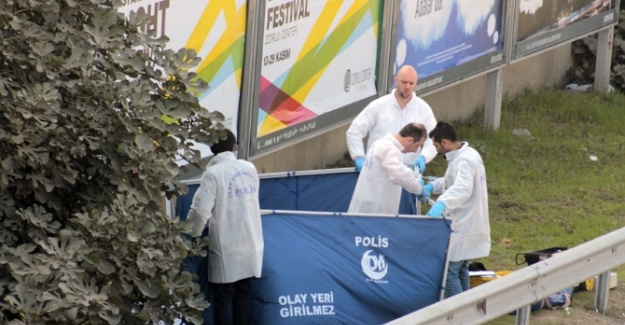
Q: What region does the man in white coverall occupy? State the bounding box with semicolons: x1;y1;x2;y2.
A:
187;129;264;325
348;123;431;214
346;65;437;173
422;122;490;298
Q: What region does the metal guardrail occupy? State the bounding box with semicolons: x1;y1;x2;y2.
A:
385;226;625;325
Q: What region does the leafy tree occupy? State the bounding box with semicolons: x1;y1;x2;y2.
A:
0;0;223;323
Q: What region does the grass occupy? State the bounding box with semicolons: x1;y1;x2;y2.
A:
423;88;625;269
421;88;625;323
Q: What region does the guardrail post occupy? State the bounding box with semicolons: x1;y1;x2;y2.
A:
594;270;611;314
514;305;531;325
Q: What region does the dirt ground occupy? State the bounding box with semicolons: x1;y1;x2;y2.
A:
516;282;625;325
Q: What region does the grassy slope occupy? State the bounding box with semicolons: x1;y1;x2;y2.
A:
424;88;625;269
421;88;625;323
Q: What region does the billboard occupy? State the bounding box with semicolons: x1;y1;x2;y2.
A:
513;0;618;58
250;0;381;156
393;0;506;95
117;0;247;158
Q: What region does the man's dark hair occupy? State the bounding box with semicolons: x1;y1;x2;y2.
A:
429;121;459;143
210;129;237;154
398;123;427;141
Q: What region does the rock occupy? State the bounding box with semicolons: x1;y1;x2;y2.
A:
512;129;534;139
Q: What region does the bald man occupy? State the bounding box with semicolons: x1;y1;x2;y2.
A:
346;65;437;173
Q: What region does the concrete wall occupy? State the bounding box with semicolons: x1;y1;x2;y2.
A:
252;126;351;174
251;45;573;173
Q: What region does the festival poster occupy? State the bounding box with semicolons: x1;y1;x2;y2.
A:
254;0;380;151
117;0;247;158
394;0;505;93
514;0;616;58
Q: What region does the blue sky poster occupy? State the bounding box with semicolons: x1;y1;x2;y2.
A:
394;0;504;79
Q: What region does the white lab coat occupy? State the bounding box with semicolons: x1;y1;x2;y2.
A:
348;134;424;214
346;89;438;164
187;151;264;283
430;142;490;262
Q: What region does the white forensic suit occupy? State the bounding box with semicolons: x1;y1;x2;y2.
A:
188;151;264;283
346;89;438;165
429;142;490;262
348;134;424;214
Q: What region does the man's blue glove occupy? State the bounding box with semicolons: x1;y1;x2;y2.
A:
420;183;433;198
426;201;445;217
413;155;426;173
355;157;365;172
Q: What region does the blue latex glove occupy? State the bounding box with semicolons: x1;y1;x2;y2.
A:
413;155;426;173
355;157;365;172
426;201;445;217
420;183;433;198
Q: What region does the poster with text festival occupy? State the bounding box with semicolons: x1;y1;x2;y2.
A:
255;0;380;150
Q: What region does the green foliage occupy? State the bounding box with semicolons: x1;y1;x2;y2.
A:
0;0;224;323
568;9;625;91
325;152;354;168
